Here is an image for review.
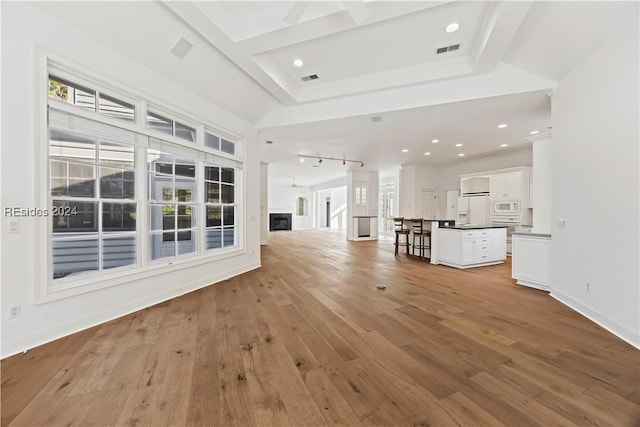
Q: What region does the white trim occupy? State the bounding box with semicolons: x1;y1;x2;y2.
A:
551;289;640;350
38;246;246;304
3;261;261;359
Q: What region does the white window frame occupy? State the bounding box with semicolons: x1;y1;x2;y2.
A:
34;49;246;304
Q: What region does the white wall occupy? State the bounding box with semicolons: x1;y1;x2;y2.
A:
317;186;347;230
260;162;269;244
551;23;639;347
266;182;313;230
1;2;261;357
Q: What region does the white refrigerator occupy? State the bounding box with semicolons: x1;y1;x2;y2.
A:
457;195;490;225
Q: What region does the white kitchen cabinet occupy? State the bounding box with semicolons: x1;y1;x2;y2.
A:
512;233;551;291
491;171;522;199
437;228;507;268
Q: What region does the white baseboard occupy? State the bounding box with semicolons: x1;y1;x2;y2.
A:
1;262;262;359
551;289;640;349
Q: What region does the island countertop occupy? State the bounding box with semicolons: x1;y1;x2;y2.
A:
441;224;508;230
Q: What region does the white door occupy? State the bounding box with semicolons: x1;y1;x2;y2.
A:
421;190;437;219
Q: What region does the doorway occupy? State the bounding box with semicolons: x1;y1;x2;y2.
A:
421;190;437;219
325;198;331;227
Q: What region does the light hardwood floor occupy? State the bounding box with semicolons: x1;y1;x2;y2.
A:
2;229;639;426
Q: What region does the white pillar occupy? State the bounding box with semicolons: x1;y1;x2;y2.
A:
527;132;552;234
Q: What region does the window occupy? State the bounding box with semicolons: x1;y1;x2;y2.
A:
49;76;134;122
204;165;236;249
147;111;196;143
148;149;197;260
49;129;137;279
205;130;235;155
355;183;367;206
297;197;308;216
43;65;244;299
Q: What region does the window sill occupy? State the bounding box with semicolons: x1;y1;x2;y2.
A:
38;246;245;304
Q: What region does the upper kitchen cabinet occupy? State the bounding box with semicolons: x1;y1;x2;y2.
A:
490;168;531;200
460;176;490;195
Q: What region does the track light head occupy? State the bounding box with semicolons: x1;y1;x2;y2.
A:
318;158;322;164
360;162;364;167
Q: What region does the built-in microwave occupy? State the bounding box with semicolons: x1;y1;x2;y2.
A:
493;200;520;215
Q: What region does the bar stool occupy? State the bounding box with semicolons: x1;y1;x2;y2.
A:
393;217;410;256
410;218;431;260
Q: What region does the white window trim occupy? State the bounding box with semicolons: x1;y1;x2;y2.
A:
34;48;247;305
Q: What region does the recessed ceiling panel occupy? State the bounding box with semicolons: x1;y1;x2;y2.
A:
264;1;488;86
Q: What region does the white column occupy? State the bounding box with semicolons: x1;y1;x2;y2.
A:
527;132;552;234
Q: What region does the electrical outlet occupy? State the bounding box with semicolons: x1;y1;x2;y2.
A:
9;305;20;319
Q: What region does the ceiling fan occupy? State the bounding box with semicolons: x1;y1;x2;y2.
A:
286;177;300;188
284;1;370;25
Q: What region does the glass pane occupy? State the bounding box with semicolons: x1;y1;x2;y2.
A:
103;235;136;269
100;167;134;199
175;188;192;202
206;182;220;203
205;228;222;249
221;138;235;155
149;178;173;201
175;121;196;142
205;133;220;150
178;231;196;254
102;202;136;232
223;205;235;226
150;204;173;231
98;93;134;122
221;184;234;204
206;206;221;227
221;168;234;184
48;76;96;112
52;201;97;232
99;141;134;168
177;204;196;228
147;112;172;135
52;236;99;279
155;162;173;175
151;233;175;260
175;163;195;178
205;166;220;182
223;227;235;247
50;131;96;198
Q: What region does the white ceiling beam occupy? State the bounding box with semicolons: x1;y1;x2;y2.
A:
256;63;557;129
237;1;451;55
472;1;534;73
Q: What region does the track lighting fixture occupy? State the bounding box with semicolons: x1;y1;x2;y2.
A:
298;154;365;168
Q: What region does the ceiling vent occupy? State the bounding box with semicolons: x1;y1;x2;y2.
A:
171;37;193;59
301;74;319;81
370;116;382;123
436;43;461;55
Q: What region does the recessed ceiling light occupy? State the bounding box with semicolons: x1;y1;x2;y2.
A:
432;139;439;143
497;123;508;129
445;22;460;33
402;149;408;153
529;130;539;135
458;153;465;157
293;58;304;67
424;152;431;156
455;143;463;147
299;158;304;163
500;143;508;147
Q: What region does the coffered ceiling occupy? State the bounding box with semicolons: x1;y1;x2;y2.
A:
31;1;638;186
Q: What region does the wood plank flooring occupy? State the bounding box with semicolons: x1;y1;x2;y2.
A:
2;229;639;426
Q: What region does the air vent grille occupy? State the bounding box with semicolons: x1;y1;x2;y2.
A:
436;43;461;55
301;74;319;81
370;116;382;123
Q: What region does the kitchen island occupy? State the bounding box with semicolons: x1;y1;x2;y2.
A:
431;224;508;268
512;231;551;291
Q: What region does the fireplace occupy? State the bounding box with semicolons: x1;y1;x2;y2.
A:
269;213;292;231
